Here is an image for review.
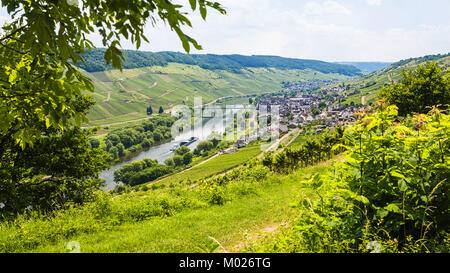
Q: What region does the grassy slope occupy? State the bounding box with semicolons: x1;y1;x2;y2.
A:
30;159;334;253
85;63;352;125
154;144;263;185
336;55;450;106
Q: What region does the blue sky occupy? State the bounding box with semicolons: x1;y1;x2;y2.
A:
1;0;449;62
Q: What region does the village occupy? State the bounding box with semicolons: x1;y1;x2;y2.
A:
281;79;340;91
232;82;365;148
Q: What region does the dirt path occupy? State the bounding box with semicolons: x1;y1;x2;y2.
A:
159;88;179;98
387;73;395;84
256;129;299;159
180;147;235;176
221;221;288;253
231;88;244;95
104;91;111;102
219;154;343;253
149;81;158;89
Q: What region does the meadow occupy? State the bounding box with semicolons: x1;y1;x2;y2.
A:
0;156;334;253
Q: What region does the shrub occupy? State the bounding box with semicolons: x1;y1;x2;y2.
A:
174;146;190;156
379;62;450;116
247;104;450;253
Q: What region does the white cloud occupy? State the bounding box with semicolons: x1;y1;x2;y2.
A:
0;15;10;26
367;0;382;6
303;1;351;17
86;1;450;62
2;1;447;63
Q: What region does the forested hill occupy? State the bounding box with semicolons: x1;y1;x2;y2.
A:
78;48;362;76
335;62;393;73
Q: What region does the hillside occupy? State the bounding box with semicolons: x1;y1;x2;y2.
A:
80;49;362;76
336;53;450;106
83;62;357;126
335;62;392;72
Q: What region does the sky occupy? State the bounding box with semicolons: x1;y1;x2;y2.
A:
1;0;450;62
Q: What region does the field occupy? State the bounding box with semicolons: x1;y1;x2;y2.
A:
84;63;353;125
154;144;263;185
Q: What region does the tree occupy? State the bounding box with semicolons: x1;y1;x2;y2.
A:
153;131;162;142
172;155;184;167
0;127;109;215
194;140;214;155
0;0;226;148
109;146;119;159
141;138;151;148
379;62;450;116
183;152;193;165
174;146;190;156
147;106;153;116
164;158;174;167
311;107;320;116
105;140;113;152
0;0;225;215
89;138;100;149
117;143;125;157
210;137;220;148
159;106;164;114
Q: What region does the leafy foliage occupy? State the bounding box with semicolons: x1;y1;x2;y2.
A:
0;0;226;147
379;62;450;116
104;114;175;159
262;130;343;174
0;127;109;217
0;0;226;218
194;140;215;155
248;103;449;253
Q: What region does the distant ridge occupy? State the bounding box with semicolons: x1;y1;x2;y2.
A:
380;52;450;74
336;52;450;106
336;62;393;73
79;48;362;76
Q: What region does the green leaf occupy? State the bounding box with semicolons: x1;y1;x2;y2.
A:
199;4;207;20
398;179;408;191
377;209;389;218
391;171;406;180
356;195;370;205
385;203;401;214
189;0;197;10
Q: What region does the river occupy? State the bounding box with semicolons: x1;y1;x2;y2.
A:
100;111;237;190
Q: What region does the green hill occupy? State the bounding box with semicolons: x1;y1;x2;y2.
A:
83;62;358;126
336;53;450;106
80;49;362;76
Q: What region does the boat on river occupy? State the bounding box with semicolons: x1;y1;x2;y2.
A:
170;137;199;151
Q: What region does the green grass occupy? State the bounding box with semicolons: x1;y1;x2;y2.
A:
287;133;313;148
26;161;333;253
85;112;149;127
154;144;263;185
